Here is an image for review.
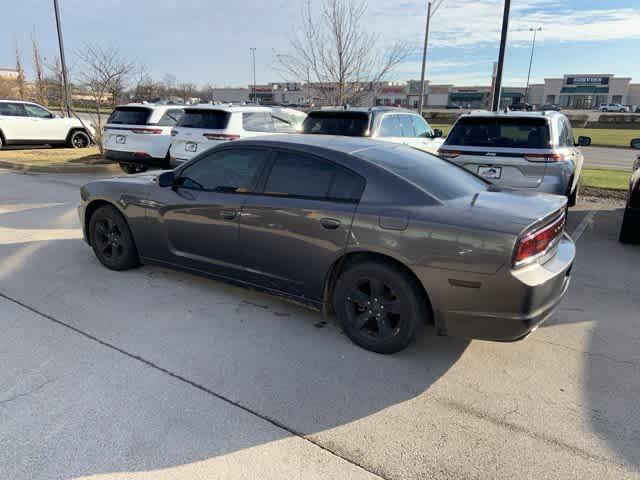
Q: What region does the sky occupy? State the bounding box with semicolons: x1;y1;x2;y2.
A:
2;0;639;88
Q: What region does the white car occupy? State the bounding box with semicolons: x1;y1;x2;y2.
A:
599;103;630;113
0;100;94;149
103;104;185;173
169;105;307;166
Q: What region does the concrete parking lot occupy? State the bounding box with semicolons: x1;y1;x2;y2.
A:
0;169;638;479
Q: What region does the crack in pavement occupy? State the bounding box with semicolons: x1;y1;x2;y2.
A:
0;378;56;407
0;290;389;480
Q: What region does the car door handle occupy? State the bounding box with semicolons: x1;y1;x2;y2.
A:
320;218;341;230
221;209;237;220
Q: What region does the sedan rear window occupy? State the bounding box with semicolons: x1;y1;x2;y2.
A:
355;146;487;201
302;111;369;136
107;107;152;125
446;117;551;148
177;109;231;129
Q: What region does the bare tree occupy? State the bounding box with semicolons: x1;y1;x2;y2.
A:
0;79;19;99
177;82;197;104
76;44;134;153
131;65;160;102
32;34;48;105
45;56;66;113
276;0;409;106
15;46;26;100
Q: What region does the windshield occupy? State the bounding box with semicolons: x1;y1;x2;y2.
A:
107;107;152;125
355;145;488;201
446;117;551;148
302;111;369;136
177;109;231;129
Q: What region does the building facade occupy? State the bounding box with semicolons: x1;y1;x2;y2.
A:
0;68;19;80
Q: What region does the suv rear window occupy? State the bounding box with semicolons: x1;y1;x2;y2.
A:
107;107;152;125
177;109;231;129
302;111;369;136
446;117;551;149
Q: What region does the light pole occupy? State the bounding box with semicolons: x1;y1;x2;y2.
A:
250;48;256;104
524;26;542;104
53;0;72;117
417;0;445;115
491;0;511;111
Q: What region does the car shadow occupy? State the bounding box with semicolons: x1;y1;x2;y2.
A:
0;221;469;479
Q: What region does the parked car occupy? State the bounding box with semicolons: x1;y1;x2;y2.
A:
169;105;306;166
539;104;562;111
103;104;185;174
0;100;94;149
509;102;533;112
599;103;630;113
438;111;591;206
619;138;640;243
79;135;575;354
301;107;444;154
446;103;463;109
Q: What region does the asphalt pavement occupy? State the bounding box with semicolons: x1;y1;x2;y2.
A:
0;170;639;479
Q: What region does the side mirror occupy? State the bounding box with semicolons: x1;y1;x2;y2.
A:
630;138;640;149
576;136;591;147
432;129;443;138
157;171;175;187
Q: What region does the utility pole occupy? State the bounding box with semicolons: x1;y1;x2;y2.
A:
417;1;432;115
250;47;256;104
491;0;511;111
524;26;542;104
53;0;72;117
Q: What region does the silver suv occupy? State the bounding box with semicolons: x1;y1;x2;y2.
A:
438;111;591;206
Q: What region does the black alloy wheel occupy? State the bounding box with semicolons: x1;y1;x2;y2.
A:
89;205;139;270
334;261;426;354
119;162;149;174
70;130;90;148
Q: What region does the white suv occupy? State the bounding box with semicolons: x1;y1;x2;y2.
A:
599;103;629;113
0;100;94;149
103;104;185;173
169;105;306;166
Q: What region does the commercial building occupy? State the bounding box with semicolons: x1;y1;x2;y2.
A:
0;67;20;80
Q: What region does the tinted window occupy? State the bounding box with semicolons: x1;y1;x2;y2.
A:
355;145;487;201
446;117;551;148
243;112;274;132
264;152;364;202
24;104;51;118
108;107;152;125
177;109;230;129
411;115;432;138
0;102;27;116
178;148;267;192
302;111;369;136
378;115;403;137
157;109;184;126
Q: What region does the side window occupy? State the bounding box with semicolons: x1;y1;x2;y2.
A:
0;103;26;116
157;109;184;126
264;152;364;202
398;115;416;137
24;104;52;118
564;119;575;146
411;115;432;138
178;148;268;192
378;115;403;137
243;112;274;132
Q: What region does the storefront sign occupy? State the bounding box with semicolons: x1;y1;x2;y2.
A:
566;76;610;86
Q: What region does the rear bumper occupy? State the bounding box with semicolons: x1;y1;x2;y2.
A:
105;150;169;167
433;234;575;341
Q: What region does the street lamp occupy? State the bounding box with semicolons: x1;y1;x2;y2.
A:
524;27;542;104
417;0;445;115
250;47;256;103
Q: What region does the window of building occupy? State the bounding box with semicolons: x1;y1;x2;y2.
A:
612;95;623;104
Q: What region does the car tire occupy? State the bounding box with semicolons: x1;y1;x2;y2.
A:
619;207;639;244
89;204;140;271
119;162;148;174
333;260;427;354
68;130;91;148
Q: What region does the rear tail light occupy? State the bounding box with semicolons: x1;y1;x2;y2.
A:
523;153;565;162
203;133;240;141
513;212;566;268
438;148;461;159
171;129;178;137
131;128;162;135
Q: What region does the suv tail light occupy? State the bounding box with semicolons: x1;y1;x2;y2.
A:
131;128;162;135
513;212;566;268
438;148;460;159
203;133;240;141
523;153;565;162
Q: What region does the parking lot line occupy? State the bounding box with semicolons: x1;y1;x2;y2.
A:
571;211;597;242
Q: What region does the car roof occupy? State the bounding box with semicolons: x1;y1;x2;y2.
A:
309;106;415;115
115;103;183;111
234;133;397;155
182;104;276;113
459;110;561;120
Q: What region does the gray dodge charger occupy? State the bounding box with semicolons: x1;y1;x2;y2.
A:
79;135;575;354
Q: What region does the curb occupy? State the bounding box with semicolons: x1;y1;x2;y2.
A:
582;185;628;201
0;160;121;175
